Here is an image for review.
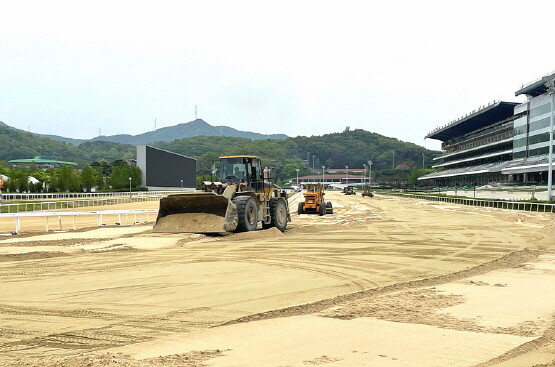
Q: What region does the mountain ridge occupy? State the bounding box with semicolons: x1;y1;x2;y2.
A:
91;119;288;145
1;119;288;145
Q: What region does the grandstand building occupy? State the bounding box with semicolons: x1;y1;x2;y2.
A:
419;71;555;187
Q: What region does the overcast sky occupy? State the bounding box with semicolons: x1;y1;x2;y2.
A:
1;0;554;150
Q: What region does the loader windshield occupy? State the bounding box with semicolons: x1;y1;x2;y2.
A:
307;184;320;192
220;158;247;182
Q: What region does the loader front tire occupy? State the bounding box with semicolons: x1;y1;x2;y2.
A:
233;196;258;232
297;202;304;215
269;198;288;232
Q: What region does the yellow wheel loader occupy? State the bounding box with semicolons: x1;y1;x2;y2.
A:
153;155;291;233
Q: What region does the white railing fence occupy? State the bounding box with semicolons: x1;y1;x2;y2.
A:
383;192;555;213
1;209;158;234
0;191;183;214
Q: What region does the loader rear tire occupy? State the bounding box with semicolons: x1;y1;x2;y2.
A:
233;196;258;232
267;198;288;232
297;202;305;215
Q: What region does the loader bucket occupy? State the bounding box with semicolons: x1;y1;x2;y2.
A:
153;193;238;233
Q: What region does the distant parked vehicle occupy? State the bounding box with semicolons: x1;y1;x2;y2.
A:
343;186;356;195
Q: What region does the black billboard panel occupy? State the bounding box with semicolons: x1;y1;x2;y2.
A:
137;145;196;189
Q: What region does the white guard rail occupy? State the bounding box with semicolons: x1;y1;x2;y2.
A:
0;209;158;234
0;190;183;201
0;192;182;214
383;193;555;213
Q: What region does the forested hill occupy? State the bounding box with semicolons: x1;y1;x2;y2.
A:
2;120;439;181
155;129;441;178
0;125;135;164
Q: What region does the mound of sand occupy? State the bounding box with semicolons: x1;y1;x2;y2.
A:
6;350;222;367
227;227;284;241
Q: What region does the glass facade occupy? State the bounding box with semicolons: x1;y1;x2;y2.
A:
511;96;553;161
528;144;555;157
513;150;527;159
530;116;552;132
528;132;553;146
513;136;527;148
529;102;552;119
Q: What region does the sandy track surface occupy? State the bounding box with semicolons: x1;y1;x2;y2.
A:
0;192;553;366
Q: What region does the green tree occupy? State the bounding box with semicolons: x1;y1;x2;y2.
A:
6;177;17;193
110;166;142;190
282;162;310;182
80;165;98;192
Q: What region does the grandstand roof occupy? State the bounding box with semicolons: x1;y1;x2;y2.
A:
9;156;78;166
515;71;555;97
425;101;518;142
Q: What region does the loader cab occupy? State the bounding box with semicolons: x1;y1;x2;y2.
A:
218;156;263;188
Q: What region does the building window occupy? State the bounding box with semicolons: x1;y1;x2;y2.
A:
513;126;527;136
528;132;552;145
530;102;552;119
529;116;551;132
528;144;555;157
513;137;528;148
513;150;526;159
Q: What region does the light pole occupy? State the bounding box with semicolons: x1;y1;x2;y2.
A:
322;166;325;184
306;152;311;163
128;177;132;198
180;179;183;190
345;165;349;185
295;168;300;187
422;153;425;168
368;160;373;187
546;78;554;201
0;177;3;205
363;164;367;187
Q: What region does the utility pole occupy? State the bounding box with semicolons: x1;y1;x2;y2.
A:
295;168;300;187
547;77;555;201
154;118;157;131
422;153;425;168
345;165;349;185
195;105;198;119
322;166;325;184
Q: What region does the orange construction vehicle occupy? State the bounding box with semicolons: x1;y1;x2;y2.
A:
297;183;333;216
